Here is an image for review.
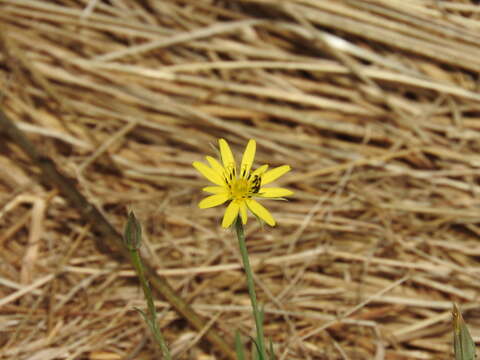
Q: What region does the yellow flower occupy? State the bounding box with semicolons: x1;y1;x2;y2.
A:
193;138;293;228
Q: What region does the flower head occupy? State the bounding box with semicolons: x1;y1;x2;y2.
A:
193;138;293;228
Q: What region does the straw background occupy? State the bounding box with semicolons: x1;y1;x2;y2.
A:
1;1;480;359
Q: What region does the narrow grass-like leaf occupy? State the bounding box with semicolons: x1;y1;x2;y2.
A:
268;338;276;360
251;338;260;360
453;303;476;360
235;331;246;360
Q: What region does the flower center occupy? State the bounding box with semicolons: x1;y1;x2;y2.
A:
225;165;261;200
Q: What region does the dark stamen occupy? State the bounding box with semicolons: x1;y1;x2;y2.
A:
251;175;261;193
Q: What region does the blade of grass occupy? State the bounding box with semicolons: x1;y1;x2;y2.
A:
453;303;476;360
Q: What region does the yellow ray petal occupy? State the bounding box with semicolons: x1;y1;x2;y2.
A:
240;139;256;177
239;201;248;224
246;199;275;226
206;156;224;175
199;194;229;209
193;161;224;185
219;138;235;169
222;201;240;228
257;187;293;198
261;165;291;185
202;186;227;194
251;164;268;177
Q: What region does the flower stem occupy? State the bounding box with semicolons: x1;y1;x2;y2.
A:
234;216;267;358
124;212;172;360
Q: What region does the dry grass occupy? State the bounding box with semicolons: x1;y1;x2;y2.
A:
1;0;480;359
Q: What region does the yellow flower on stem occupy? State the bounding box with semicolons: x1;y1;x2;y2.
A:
193;138;293;228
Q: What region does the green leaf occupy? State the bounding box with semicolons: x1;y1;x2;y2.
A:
251;338;262;360
235;331;246;360
453;303;476;360
268;338;276;360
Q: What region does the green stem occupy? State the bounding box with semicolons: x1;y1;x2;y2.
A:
234;216;266;358
130;250;172;359
125;213;171;360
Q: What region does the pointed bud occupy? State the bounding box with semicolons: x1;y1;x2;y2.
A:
123;211;142;250
453;303;476;360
